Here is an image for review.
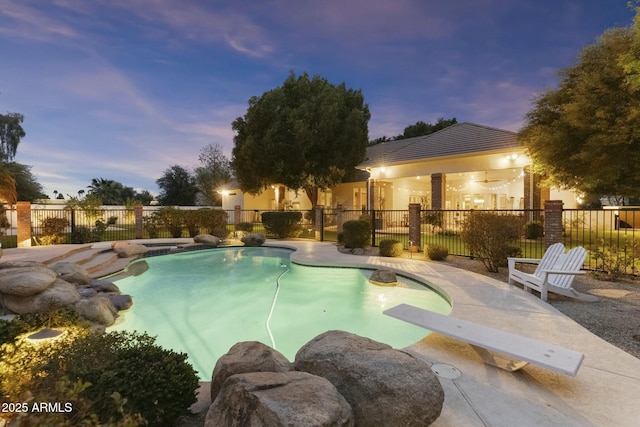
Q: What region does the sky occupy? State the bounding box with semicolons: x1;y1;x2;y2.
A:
0;0;636;199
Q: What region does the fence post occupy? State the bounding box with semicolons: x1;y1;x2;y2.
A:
234;205;241;225
336;204;344;233
408;203;421;250
134;204;144;239
315;205;324;241
544;200;564;249
16;201;31;247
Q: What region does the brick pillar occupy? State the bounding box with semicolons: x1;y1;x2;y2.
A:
431;173;445;209
336;204;344;233
544;200;564;249
524;166;542;220
315;205;324;241
408;203;421;250
16;201;31;247
234;205;242;225
134;204;144;239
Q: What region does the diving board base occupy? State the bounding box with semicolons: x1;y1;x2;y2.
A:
470;345;529;372
383;303;584;376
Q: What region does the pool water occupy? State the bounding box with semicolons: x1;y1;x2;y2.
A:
109;246;451;379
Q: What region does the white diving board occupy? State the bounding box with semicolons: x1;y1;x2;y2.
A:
383;303;584;376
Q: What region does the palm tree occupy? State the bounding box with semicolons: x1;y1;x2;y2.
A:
88;178;124;205
0;163;16;204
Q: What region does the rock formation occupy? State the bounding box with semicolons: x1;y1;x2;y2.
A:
205;331;444;426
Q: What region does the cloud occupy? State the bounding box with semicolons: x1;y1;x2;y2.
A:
0;0;78;41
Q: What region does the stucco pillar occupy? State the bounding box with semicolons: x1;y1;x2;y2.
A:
134;204;143;239
16;201;31;248
408;203;421;251
368;179;376;213
543;200;564;249
431;173;446;210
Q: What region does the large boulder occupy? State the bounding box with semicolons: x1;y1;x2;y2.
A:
75;295;118;326
0;265;57;296
2;279;81;314
369;269;398;287
294;330;444;426
107;294;133;311
193;234;220;246
49;262;91;285
88;279;121;294
241;233;266;247
112;242;149;258
205;371;354;427
211;341;293;402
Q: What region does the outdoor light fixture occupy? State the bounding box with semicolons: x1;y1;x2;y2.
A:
26;328;66;344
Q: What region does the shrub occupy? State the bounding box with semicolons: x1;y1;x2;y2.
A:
261;211;303;238
156;207;183;238
71;219;108;243
235;222;254;233
426;244;449;261
460;212;523;272
379;239;403;257
524;220;544;239
342;220;371;249
337;231;344;244
592;237;640;280
211;226;230;240
143;214;160;238
39;216;69;245
199;208;229;235
182;210;202;237
1;330;199;427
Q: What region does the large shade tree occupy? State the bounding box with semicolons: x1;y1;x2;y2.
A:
519;25;640;203
156;165;198;206
231;72;370;207
194;143;231;206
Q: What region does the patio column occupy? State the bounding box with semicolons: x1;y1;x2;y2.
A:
431;173;446;210
524;166;545;220
544;200;564;249
16;201;31;248
336;204;344;233
315;205;324;241
408;203;421;251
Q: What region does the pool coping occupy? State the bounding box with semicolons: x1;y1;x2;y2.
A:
2;239;640;425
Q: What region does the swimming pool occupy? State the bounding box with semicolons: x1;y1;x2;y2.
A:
109;246;451;379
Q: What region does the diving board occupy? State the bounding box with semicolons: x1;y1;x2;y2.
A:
383;304;584;376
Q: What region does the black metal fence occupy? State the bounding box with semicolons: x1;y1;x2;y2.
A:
7;204;640;274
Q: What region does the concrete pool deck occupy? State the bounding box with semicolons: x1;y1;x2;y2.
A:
3;240;640;426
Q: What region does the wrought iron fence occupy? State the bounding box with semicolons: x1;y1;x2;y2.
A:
1;204;17;248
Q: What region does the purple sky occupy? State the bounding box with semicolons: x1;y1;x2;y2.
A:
0;0;635;198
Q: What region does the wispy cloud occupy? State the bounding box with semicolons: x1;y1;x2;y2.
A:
0;0;78;41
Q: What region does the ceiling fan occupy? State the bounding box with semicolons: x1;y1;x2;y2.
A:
474;172;501;183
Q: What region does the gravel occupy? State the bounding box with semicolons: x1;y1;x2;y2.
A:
442;255;640;359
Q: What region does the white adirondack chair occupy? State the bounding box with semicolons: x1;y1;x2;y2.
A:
508;244;597;302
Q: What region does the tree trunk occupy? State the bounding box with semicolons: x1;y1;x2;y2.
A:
305;187;318;208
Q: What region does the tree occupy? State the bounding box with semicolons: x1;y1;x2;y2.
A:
156;165;198;206
231;72;370;207
519;26;640;201
0;112;25;162
368;117;457;145
619;2;640;91
4;162;47;201
88;178;123;205
86;178;154;205
194;143;231;206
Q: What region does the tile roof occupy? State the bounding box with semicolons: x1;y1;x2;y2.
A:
359;122;519;168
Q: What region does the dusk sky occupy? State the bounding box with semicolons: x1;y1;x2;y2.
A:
0;0;635;199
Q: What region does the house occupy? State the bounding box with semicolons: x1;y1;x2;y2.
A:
220;122;579;212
